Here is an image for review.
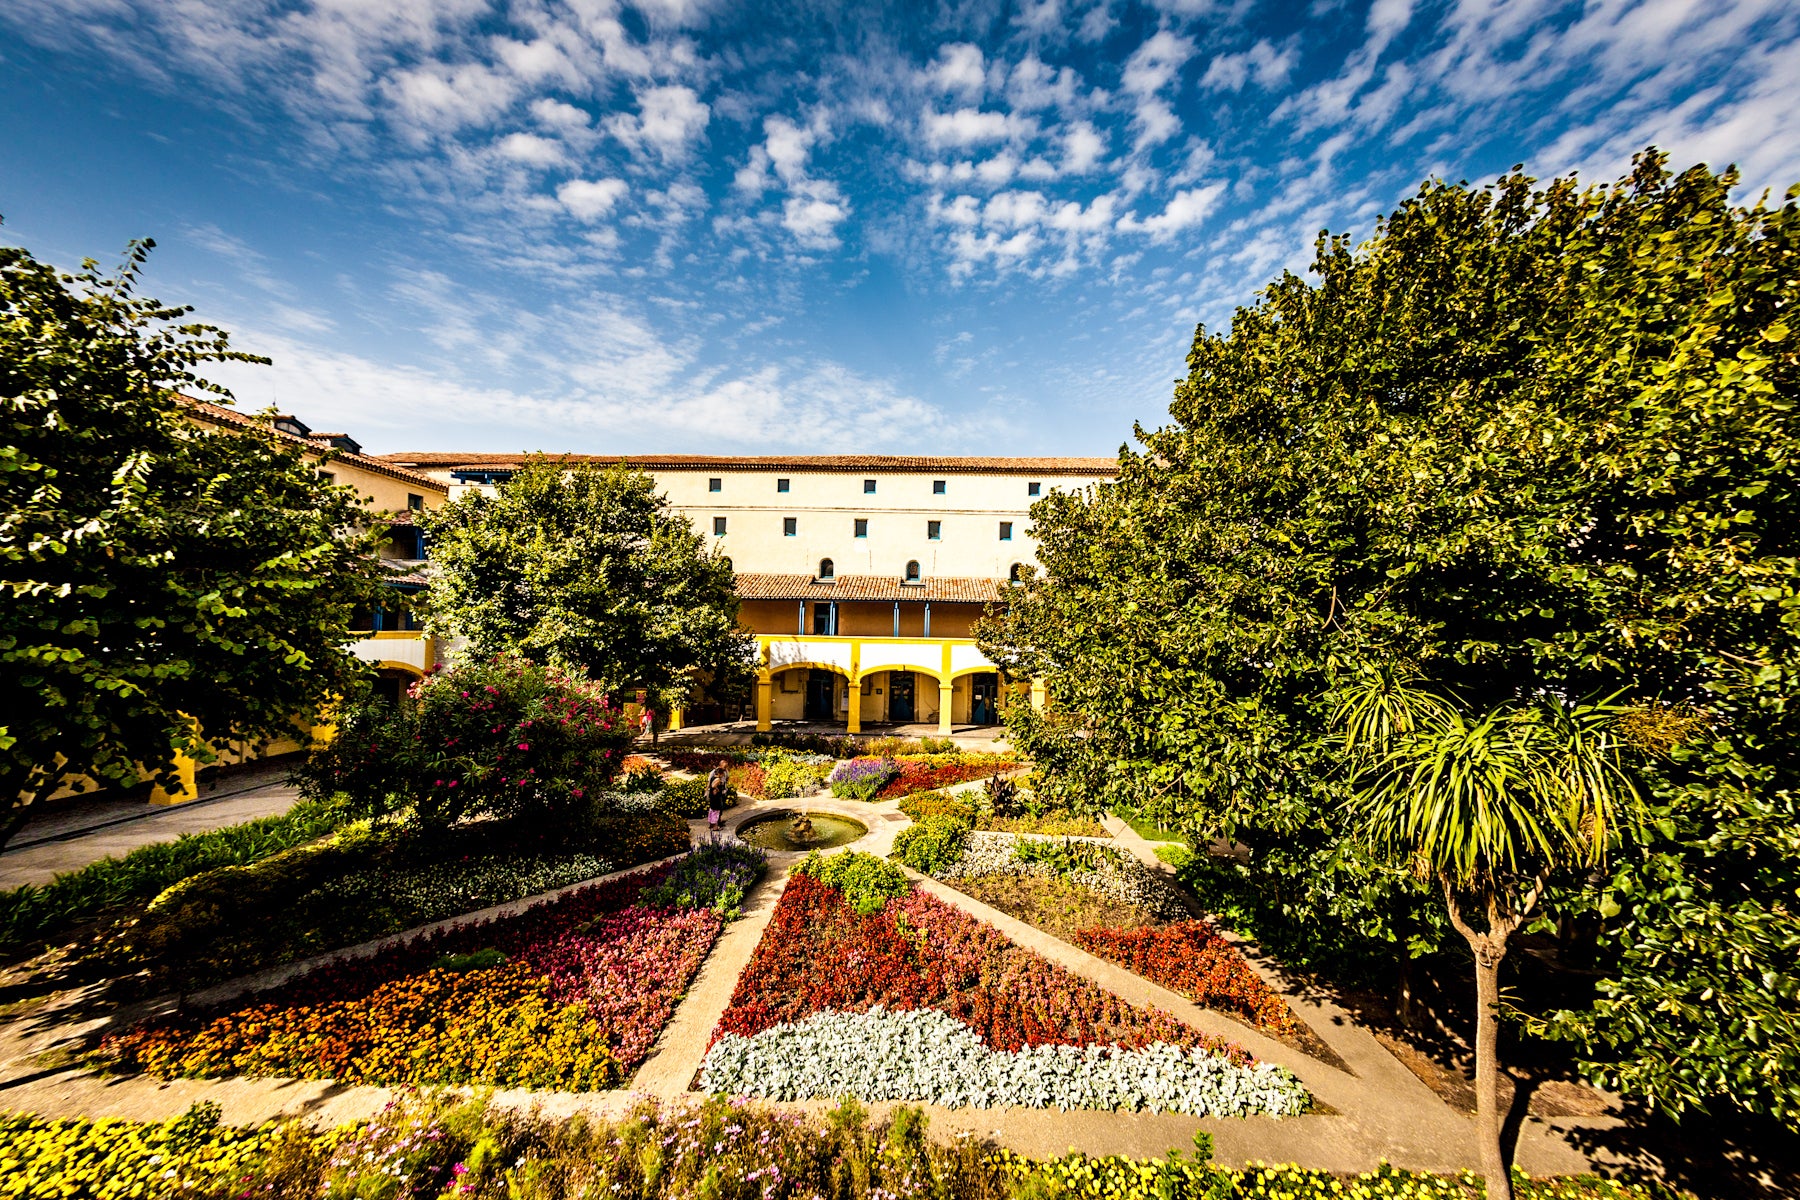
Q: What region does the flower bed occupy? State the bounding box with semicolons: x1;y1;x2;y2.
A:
1075;922;1301;1039
875;754;1019;800
712;871;1209;1053
703;865;1306;1115
107;847;761;1091
934;831;1187;918
701;1006;1306;1115
829;756;901;799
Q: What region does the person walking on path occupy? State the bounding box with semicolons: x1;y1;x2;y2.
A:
705;765;730;843
640;706;656;745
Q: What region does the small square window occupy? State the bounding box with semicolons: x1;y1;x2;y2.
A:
999;521;1013;541
1027;481;1041;496
777;478;790;493
927;520;941;540
863;479;877;494
933;479;946;495
407;493;423;510
784;517;797;536
713;517;727;536
854;518;868;537
709;477;722;492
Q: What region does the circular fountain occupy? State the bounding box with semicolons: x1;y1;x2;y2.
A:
735;809;868;852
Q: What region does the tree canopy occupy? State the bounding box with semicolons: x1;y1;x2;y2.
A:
1;239;384;845
423;457;754;706
977;152;1800;1124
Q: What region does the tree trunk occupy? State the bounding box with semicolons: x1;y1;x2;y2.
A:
1470;939;1511;1200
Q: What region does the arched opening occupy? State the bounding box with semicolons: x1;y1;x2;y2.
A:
818;557;834;580
904;560;921;582
1008;562;1023;582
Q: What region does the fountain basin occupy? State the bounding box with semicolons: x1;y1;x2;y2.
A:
736;810;868;852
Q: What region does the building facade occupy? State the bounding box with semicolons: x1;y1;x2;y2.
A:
382;453;1116;733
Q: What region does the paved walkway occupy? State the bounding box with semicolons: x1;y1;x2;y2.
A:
1;760;303;891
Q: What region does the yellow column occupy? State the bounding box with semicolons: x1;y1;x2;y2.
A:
669;706;686;732
149;740;199;807
756;672;773;732
937;682;954;735
847;677;862;733
1031;678;1048;711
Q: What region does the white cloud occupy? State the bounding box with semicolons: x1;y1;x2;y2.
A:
495;131;565;167
929;43;987;96
608;84;710;162
384;61;519;138
1061;120;1106;172
557;177;628;221
1117;183;1225;240
1200;40;1294;92
530;97;590;131
1122;31;1194;96
782;180;849;248
924;107;1013;148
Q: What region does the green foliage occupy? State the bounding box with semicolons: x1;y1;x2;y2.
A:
898;790;979;823
976;152;1800;1123
891;813;971;874
762;756;827;800
661;776;710;817
792;850;911;915
298;655;634;828
422;456;754;705
620;763;666;793
0;795;358;956
123;808;686;985
1111;807;1186;844
1012;836;1126;875
0;239;384;847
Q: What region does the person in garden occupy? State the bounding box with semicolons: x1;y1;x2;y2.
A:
706;764;731;841
640;705;656;744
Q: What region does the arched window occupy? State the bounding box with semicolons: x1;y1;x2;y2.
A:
1008;562;1024;582
904;560;921;582
818;558;835;579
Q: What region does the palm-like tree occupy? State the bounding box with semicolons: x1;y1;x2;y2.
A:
1336;676;1640;1200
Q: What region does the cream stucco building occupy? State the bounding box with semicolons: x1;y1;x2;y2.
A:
383;453;1116;733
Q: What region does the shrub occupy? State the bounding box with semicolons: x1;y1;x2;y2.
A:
639;842;767;919
297;655;635;828
892;813;971;875
829;757;901;799
791;849;911;915
0;794;359;956
986;772;1021;813
1013;836;1124;874
619;763;665;793
661;776;710;816
898;789;979;822
762;756;826;799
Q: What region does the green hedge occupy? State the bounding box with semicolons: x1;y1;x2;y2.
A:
892;813;971;875
0;796;359;956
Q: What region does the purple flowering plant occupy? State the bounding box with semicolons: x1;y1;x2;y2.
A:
828;757;901;800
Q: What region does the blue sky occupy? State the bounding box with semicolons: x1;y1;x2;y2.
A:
3;0;1796;456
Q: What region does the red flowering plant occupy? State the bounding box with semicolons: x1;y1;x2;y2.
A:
1073;922;1301;1038
299;654;634;827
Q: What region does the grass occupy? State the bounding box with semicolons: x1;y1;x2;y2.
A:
1111;806;1188;844
0;795;360;957
937;872;1157;941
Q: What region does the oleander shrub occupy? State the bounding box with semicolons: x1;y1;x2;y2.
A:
892;813;971;875
829;757;901;799
297;654;634;829
0;794;359;956
790;850;911;916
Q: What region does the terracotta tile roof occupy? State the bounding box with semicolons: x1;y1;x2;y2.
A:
180;398;449;492
733;573;1004;603
377;451;1117;476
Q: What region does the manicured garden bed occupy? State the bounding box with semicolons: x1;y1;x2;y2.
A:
122;804;690;988
700;854;1307;1116
0;1093;1673;1200
104;845;764;1091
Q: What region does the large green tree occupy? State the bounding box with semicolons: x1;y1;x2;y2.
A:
1;239;384;846
977;152;1800;1123
423;456;754;706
